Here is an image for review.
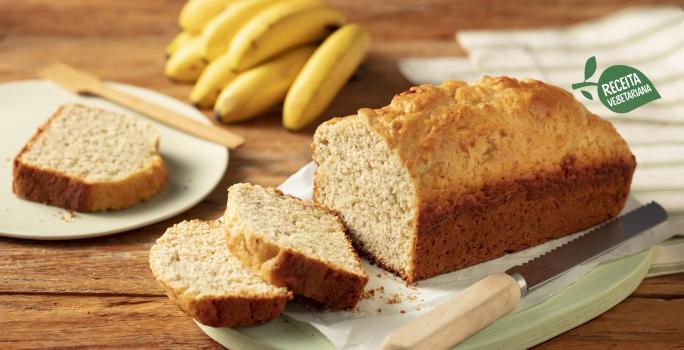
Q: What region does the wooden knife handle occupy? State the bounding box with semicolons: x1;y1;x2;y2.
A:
92;83;244;149
382;273;521;350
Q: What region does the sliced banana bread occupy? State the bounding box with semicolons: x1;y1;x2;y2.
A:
312;76;636;283
223;183;368;309
13;103;167;212
149;220;291;327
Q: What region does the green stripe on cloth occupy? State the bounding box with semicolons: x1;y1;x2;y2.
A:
630;140;684;146
402;62;684;92
604;116;684;126
584;94;684;109
632;187;684;193
665;210;684;219
637;161;684;168
462;14;683;52
473;36;684;74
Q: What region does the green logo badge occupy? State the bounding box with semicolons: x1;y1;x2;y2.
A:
571;56;660;113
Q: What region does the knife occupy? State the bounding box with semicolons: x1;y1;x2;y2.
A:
381;202;668;350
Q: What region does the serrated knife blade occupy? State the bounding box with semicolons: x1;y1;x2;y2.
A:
382;201;668;350
506;201;668;296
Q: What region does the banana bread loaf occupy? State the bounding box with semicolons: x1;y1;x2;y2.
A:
312;76;635;283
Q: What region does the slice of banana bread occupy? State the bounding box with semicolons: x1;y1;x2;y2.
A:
149;220;291;327
223;183;368;309
13;104;167;211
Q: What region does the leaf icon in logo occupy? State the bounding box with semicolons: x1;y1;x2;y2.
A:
581;90;593;100
597;65;661;113
584;56;597;80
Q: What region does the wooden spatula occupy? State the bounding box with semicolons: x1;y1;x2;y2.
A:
37;62;244;149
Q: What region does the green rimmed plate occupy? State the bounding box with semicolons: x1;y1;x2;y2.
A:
196;247;656;349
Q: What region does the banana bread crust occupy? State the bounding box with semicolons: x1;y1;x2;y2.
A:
226;230;368;309
155;277;289;328
359;77;634;202
409;156;635;282
268;248;368;309
13;161;92;211
13;158;167;212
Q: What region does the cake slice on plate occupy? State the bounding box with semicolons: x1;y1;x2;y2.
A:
13;103;167;211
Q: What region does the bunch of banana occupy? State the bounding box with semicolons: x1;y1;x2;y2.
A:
165;0;370;131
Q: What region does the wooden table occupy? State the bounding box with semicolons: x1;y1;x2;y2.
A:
1;1;683;349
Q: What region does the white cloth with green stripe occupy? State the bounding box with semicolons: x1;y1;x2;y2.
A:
399;6;684;226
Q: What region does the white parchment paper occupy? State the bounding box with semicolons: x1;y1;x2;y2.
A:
278;162;677;350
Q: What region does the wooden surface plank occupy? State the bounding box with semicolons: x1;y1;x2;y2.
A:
633;273;684;298
536;297;684;349
0;294;222;350
1;0;683;349
0;284;681;350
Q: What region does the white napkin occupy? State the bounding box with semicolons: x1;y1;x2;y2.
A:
277;162;677;350
399;6;684;228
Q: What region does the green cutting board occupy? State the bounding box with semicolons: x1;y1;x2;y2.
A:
196;247;656;350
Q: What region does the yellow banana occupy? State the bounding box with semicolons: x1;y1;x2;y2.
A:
283;24;370;130
165;31;195;57
179;0;238;34
201;0;287;61
190;52;238;108
214;46;316;123
164;37;207;82
226;1;345;71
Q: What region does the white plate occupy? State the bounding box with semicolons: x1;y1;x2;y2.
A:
0;80;228;240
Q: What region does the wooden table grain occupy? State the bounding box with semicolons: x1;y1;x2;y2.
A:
1;1;683;349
